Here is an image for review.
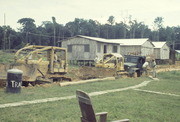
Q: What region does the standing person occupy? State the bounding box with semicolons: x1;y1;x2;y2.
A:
142;61;149;76
152;59;157;77
54;51;58;62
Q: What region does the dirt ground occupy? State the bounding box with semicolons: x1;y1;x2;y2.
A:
156;61;180;73
0;61;180;88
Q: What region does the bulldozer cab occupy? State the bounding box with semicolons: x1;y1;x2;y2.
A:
50;48;67;73
96;53;124;71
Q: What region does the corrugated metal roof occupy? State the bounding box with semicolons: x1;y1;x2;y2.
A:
77;35;150;45
77;35;120;44
175;50;180;53
64;35;152;46
109;38;149;46
152;42;166;48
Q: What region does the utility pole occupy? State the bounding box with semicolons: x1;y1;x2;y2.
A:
4;13;6;25
53;25;56;46
52;17;56;46
3;29;7;50
3;13;6;50
8;34;11;49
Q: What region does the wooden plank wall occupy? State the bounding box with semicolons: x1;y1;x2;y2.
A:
120;46;141;56
62;37;96;60
160;44;170;59
62;37;121;61
141;41;154;56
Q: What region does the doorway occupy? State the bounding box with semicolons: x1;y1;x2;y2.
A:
104;45;107;53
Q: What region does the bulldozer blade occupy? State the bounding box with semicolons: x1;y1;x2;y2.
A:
0;63;37;82
10;63;38;82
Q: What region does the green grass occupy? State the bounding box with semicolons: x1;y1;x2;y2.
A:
0;71;180;122
0;51;14;64
0;77;147;104
140;71;180;94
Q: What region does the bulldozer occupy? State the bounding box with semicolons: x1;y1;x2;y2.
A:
95;53;124;71
0;45;70;86
95;53;146;77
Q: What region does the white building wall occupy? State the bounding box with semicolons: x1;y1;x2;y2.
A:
62;37;97;60
120;46;141;56
153;44;170;59
160;44;170;59
154;48;160;59
96;42;120;59
141;41;154;56
120;41;154;56
62;37;120;61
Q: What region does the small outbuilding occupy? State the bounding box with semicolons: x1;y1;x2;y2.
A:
175;50;180;60
61;35;120;63
152;42;170;59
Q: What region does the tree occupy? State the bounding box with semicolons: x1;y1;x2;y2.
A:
154;17;164;29
17;18;37;44
153;17;164;41
0;26;20;50
107;16;115;25
17;18;36;32
1;16;179;50
52;16;57;46
129;20;139;38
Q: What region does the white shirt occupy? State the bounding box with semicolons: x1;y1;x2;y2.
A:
143;62;149;68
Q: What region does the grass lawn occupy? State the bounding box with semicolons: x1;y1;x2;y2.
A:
0;51;14;64
0;71;180;122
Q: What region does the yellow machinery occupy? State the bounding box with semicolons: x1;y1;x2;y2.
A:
95;53;147;77
6;45;69;85
95;53;125;71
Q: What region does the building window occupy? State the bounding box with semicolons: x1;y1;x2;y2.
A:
97;43;101;53
104;45;107;53
113;45;118;53
67;45;72;52
84;44;90;52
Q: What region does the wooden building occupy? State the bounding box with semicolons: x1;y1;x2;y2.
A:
110;38;155;56
61;35;157;63
175;50;180;60
61;35;120;63
152;42;170;59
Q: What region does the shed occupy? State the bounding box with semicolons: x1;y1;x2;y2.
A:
175;50;180;60
152;42;170;59
110;38;155;56
61;35;120;62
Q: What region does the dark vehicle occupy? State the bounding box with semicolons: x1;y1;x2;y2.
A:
124;55;146;77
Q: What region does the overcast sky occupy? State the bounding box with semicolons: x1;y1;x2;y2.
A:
0;0;180;30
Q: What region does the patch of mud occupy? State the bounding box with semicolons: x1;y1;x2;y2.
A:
78;66;116;80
